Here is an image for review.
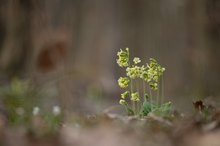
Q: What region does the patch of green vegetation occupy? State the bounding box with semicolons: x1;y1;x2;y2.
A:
0;78;63;137
0;78;38;126
116;48;172;117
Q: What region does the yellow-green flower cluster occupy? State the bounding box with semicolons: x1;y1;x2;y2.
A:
131;92;140;102
140;66;148;80
144;58;165;90
116;48;165;92
119;91;129;105
121;91;129;99
149;82;158;90
116;48;129;67
118;77;130;88
126;66;142;79
148;58;165;80
140;59;165;81
119;99;127;106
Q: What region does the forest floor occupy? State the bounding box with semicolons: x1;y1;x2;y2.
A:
1;111;220;146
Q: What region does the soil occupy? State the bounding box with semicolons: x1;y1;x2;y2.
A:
1;113;220;146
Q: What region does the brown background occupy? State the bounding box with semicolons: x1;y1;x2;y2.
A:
0;0;220;114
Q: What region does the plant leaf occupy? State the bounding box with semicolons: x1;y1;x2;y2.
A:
126;106;134;116
141;101;157;116
150;102;172;117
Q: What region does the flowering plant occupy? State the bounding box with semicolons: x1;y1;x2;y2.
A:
116;48;171;117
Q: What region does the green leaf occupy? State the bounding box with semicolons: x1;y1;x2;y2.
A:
126;106;135;116
150;102;172;117
141;101;157;116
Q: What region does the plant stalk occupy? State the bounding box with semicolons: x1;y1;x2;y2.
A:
130;78;135;113
143;80;146;102
157;81;160;106
149;88;153;110
161;75;164;104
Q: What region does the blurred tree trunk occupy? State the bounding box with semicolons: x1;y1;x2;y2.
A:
187;0;220;97
0;1;7;53
205;0;220;96
0;0;33;77
1;0;220;113
58;0;119;113
185;0;208;97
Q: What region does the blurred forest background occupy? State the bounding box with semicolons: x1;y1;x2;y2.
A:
0;0;220;114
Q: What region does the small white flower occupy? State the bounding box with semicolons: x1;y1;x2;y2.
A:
53;106;61;116
33;106;40;115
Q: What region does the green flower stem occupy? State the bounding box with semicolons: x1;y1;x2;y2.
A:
143;80;146;101
136;102;140;115
149;88;153;110
128;57;136;114
161;75;164;104
156;81;160;106
130;78;135;113
124;105;129;113
136;101;140;115
136;79;141;113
